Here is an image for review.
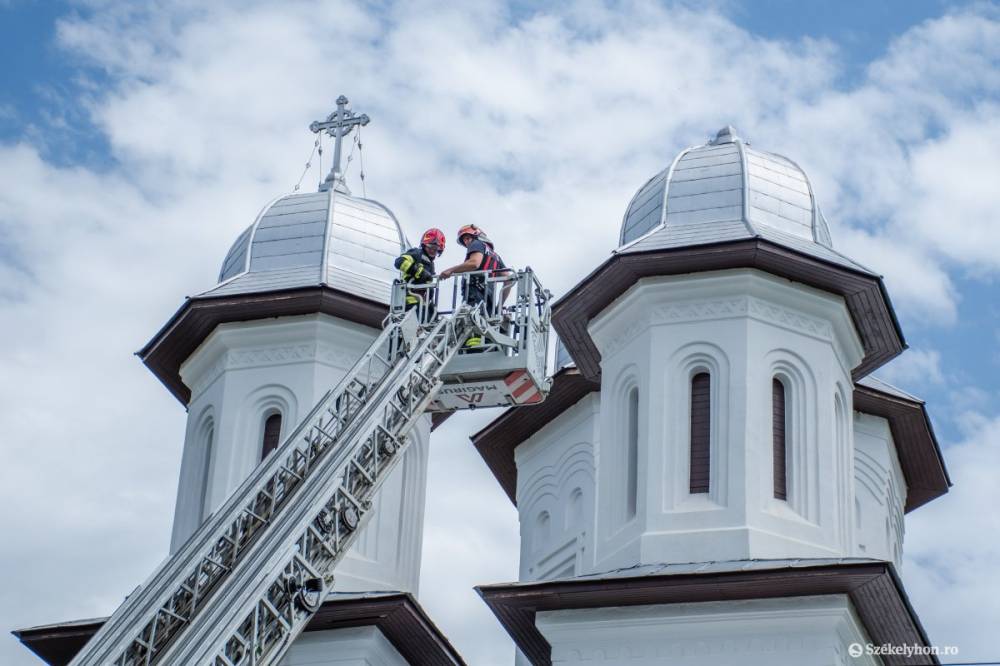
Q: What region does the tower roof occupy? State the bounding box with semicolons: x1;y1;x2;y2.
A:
139;98;414;405
139;187;406;405
618;126;866;273
203;188;406;304
552;126;906;382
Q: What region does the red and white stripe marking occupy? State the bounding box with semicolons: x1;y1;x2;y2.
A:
504;370;543;405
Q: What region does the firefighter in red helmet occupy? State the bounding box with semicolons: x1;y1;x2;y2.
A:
394;228;445;321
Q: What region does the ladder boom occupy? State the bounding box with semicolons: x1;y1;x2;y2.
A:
69;310;467;666
168;313;468;665
70;268;552;666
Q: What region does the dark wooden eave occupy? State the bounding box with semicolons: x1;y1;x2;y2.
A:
13;593;464;666
477;560;935;666
854;384;951;512
304;593;465;665
11;618;104;666
552;239;906;383
137;286;388;405
471;375;948;513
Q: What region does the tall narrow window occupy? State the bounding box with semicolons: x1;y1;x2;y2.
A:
772;379;787;500
199;425;214;520
261;413;282;460
689;372;711;493
626;388;639;519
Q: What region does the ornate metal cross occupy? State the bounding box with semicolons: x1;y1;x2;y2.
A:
310;95;370;191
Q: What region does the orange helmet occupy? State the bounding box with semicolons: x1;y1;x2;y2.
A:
457;224;484;243
420;228;446;252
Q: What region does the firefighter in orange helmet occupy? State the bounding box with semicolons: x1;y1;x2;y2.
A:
440;225;511;347
439;224;506;307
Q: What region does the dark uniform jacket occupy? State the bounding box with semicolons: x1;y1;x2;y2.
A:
463;239;506;307
395;247;436;284
395;247;436;307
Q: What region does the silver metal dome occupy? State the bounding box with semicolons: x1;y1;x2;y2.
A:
618;126;865;272
202;188;407;303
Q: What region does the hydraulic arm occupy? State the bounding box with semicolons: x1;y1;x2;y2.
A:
70;268;551;666
70;310;470;666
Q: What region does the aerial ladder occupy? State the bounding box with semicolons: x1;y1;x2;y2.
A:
68;269;552;666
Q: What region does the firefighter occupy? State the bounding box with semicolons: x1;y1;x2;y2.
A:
439;224;510;347
439;224;506;306
395;228;445;322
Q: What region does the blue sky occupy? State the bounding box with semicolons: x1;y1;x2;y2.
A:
1;1;999;665
2;0;995;443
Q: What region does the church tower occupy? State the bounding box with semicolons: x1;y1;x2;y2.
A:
474;127;950;665
12;98;464;666
139;97;428;594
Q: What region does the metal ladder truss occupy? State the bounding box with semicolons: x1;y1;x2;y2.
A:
70;310;471;666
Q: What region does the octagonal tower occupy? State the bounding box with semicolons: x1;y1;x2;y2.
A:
475;126;950;666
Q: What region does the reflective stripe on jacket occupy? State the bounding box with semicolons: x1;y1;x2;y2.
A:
394;247;436;284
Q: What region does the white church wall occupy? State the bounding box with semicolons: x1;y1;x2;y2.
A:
535;595;877;666
279;626;407;666
171;398;220;551
171;313;430;593
515;393;599;581
852;412;906;569
588;270;864;569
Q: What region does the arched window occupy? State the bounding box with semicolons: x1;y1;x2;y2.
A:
198;424;214;520
261;413;282;460
626;387;639;519
772;378;787;500
689;372;711;493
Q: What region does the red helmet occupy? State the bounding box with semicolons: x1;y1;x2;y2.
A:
420;228;446;252
457;224;483;243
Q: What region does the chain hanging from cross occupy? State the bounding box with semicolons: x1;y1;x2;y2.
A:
310;95;369;193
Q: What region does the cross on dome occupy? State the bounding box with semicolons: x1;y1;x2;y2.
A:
310;95;370;192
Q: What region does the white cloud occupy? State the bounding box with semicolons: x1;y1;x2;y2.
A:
2;2;1000;664
906;114;1000;274
877;348;945;389
904;412;1000;662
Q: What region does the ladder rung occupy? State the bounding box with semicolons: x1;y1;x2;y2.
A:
337;486;364;510
349;458;374;484
241;508;269;525
261;599;291;631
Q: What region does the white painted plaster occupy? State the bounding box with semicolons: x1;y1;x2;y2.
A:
581;270;863;569
279;625;407;665
536;595;877;666
170;313;429;594
515;393;600;580
852;412;906;569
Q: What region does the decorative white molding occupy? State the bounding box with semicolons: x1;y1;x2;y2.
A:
597;295;836;361
747;297;834;340
589;270;862;372
187;341;359;401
